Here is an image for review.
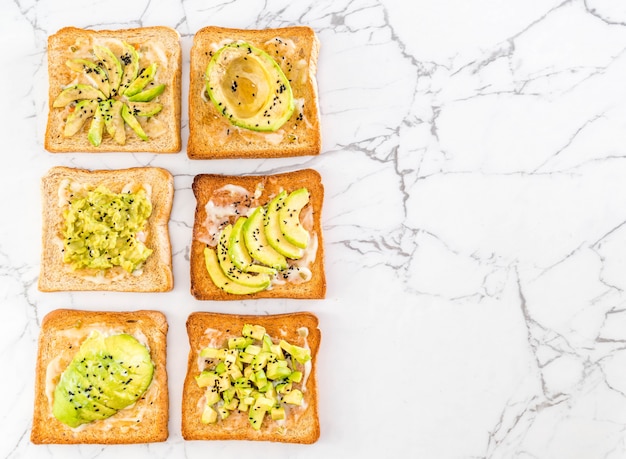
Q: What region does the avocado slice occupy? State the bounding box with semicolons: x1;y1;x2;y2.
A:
217;225;271;288
87;102;106;146
65;59;111;98
93;45;123;97
228;217;277;275
242;207;287;270
119;41;139;95
125;101;163;117
265;191;305;259
103;99;126;145
203;247;270;295
53;84;106;108
121;103;148;141
124;63;157;97
64;99;98;137
52;331;154;427
205;42;295;132
279;188;310;249
127;83;166;102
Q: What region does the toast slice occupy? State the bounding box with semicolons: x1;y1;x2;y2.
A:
190;169;325;300
38;166;174;292
31;309;169;444
182;311;321;443
188;26;321;159
45;26;181;153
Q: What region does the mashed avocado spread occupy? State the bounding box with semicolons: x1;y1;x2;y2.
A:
63;185;152;272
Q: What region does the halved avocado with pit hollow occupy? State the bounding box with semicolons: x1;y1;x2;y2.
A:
205;42;294;132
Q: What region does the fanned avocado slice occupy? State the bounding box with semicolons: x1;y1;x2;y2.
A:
103;99;126;145
265;191;304;259
64;99;98;137
127;84;166;102
124;63;157;97
93;45;123;97
53;84;106;108
66;59;110;97
279;188;310;249
242;207;287;270
126;101;163;117
87;102;106;146
204;247;270;295
119;41;139;95
121;103;148;141
205;42;295;132
217;225;271;288
52;331;154;428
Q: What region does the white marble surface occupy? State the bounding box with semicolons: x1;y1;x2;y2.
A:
2;0;626;457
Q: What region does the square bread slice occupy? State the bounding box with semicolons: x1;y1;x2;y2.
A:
31;309;169;444
45;26;181;153
190;168;325;300
188;26;321;159
182;311;321;443
38;166;174;292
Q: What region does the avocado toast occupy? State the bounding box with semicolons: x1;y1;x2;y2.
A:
38;166;174;292
31;309;169;444
190;168;325;300
182;311;321;443
45;26;181;153
187;26;321;159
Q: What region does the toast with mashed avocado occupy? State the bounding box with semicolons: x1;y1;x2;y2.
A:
45;26;181;153
38;166;174;292
31;309;169;444
190;168;325;300
182;311;321;443
187;26;321;159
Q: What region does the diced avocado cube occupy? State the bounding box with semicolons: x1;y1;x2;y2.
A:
238;351;255;364
279;340;311;364
201;405;218;424
255;370;268;390
288;371;303;383
242;324;266;340
243;396;256;405
222;387;237;404
251;352;271;371
238;400;250;412
271;406;286;421
270;344;285;360
229;365;243;381
195;370;219;388
267;363;292;381
224;397;239;411
244;344;262;356
262;334;273;352
282;388;303;406
218;406;231;420
200;347;226;359
229;337;253;349
248;397;273;431
244;366;255;381
217;374;231;392
276;382;292;395
205;387;220;406
215;362;227;375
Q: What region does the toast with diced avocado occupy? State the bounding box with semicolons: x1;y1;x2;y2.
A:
31;309;169;444
190;168;325;300
45;26;181;153
187;26;321;159
38;166;174;292
182;311;321;443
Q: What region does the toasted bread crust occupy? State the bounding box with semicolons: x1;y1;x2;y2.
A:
45;26;181;153
182;312;321;443
38;166;174;292
190;168;325;300
188;26;321;159
31;309;169;444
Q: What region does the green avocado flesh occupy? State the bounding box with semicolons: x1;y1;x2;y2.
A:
203;188;313;294
196;324;310;430
54;43;165;146
63;185;152;273
53;331;154;428
205;42;294;132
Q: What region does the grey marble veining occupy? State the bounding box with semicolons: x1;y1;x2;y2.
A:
2;0;626;457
